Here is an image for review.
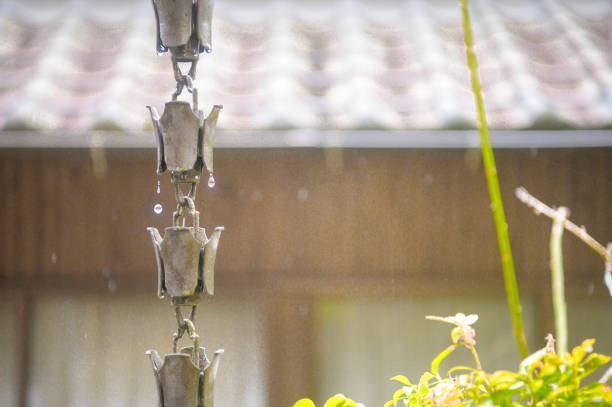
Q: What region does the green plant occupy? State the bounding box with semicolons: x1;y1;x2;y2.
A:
291;1;612;405
460;0;528;359
383;314;612;406
293;314;612;407
516;186;612;355
294;394;362;407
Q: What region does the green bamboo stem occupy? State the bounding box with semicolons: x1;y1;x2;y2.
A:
459;0;529;358
550;208;569;355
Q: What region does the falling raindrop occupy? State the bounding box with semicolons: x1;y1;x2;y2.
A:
156;180;161;194
51;252;57;264
154;204;163;214
208;173;216;188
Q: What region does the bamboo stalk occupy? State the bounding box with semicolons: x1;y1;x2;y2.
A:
459;0;529;358
550;208;569;354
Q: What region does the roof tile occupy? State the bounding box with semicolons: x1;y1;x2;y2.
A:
1;0;612;131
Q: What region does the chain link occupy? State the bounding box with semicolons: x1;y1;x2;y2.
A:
172;305;198;351
172;190;200;227
156;16;208;363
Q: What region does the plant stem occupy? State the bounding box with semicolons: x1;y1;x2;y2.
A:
516;187;612;299
550;208;569;355
468;344;483;371
459;0;529;358
516;187;612;264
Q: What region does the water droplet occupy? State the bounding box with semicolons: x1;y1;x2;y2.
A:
207;173;216;188
156;180;161;194
154;204;163;214
51;252;57;264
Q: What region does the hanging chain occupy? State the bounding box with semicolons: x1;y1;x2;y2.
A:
173;305;198;352
173;187;200;227
168;66;202;352
148;0;220;361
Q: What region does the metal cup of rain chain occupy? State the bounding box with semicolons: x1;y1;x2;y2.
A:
152;0;215;78
148;102;222;183
148;217;223;305
147;346;224;407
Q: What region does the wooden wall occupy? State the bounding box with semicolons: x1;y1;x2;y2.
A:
1;147;611;406
1;148;611;291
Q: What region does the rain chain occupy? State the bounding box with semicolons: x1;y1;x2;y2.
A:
145;2;224;407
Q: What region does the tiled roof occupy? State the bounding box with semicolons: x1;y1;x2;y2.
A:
1;0;612;132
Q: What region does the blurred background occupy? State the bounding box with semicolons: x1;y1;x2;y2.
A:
1;0;612;406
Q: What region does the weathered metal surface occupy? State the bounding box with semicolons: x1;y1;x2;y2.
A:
149;227;167;298
202;105;222;175
148;347;223;407
203;227;223;296
152;0;194;50
202;350;223;407
148;352;200;407
160;227;202;298
148;102;222;179
197;0;214;53
152;0;215;59
151;102;202;173
180;346;210;372
148;226;204;303
147;226;223;304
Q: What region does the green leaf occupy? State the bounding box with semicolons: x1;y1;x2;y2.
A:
431;343;460;377
419;372;435;386
324;394;347;407
390;374;412;386
342;399;359;407
580;353;611;379
392;389;405;400
490;388;523;405
418;383;430;397
293;399;317;407
489;370;519;389
545;384;574;402
572;339;595;365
